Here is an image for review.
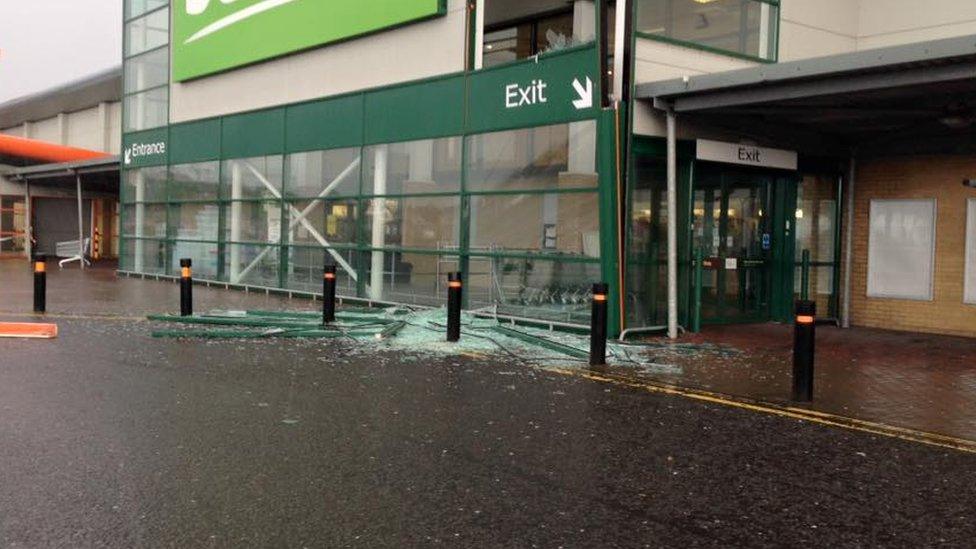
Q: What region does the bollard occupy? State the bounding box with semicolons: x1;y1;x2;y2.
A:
323;264;337;324
180;258;193;317
792;300;816;402
590;282;609;367
33;254;47;313
446;272;462;342
801;249;811;301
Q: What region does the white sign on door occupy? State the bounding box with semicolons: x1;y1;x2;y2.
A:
697;139;798;171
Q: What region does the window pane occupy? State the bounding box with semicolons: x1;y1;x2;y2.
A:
363;137;462;196
536;12;575;55
126;8;169;57
121;238;168;274
285;148;361;198
466;121;597;192
285;199;359;247
124;47;169;94
222;157;284;200
168;203;219;241
636;0;778;61
365;196;460;250
170;241;220;279
121;203;166;238
360;250;453;306
122;166;167;203
470;192;600;256
483;26;526;68
795;175;838;262
125;0;167;20
169;162;219;201
224;243;280;287
123;87;168;132
223;201;282;244
284;247;358;295
467;257;600;323
482;1;595;67
867;199;936;301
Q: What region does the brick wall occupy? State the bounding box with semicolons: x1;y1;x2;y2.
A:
847;155;976;337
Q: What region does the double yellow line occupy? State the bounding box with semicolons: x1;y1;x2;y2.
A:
548;367;976;455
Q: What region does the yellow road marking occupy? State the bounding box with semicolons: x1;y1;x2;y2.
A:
547;367;976;455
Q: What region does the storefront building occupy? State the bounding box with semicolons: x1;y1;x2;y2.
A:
1;69;123;263
120;0;976;338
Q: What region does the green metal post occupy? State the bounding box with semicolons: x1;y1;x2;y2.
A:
692;247;703;333
801;249;811;301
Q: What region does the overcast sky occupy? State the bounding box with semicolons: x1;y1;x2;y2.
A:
0;1;122;104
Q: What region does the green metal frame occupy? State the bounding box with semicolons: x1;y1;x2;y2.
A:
121;3;171;134
121;42;616;330
633;0;781;64
625;137;809;328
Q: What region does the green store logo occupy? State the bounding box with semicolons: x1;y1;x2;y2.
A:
183;0;297;44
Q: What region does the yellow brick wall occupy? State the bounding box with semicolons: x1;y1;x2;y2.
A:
847;155;976;337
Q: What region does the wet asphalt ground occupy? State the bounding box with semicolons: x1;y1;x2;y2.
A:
0;267;975;547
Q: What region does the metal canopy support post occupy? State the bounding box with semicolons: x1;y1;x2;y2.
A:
842;153;856;328
24;180;31;260
666;107;679;340
76;172;85;270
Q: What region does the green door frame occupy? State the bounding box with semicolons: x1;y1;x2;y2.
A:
688;162;798;326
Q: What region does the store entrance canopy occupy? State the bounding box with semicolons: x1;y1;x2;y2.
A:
637;35;976;156
3;156;119;264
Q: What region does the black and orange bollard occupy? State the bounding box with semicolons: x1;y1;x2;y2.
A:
792;300;816;402
590;282;609;367
180;258;193;317
33;254;47;313
323;264;337;324
446;272;462;342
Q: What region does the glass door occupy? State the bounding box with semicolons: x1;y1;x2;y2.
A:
693;170;773;323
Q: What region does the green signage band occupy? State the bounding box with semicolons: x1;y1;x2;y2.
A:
173;0;446;82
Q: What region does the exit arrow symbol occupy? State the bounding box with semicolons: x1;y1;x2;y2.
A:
572;77;593;110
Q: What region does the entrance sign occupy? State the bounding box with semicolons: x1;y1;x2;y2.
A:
696;139;798;171
173;0;446;81
122;128;169;168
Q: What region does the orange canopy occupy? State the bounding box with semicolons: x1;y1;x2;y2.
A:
0;134;110;164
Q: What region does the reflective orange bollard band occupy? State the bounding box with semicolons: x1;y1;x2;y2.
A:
324;273;336;280
181;267;192;278
796;315;815;325
593;294;607;302
34;261;46;273
448;281;462;289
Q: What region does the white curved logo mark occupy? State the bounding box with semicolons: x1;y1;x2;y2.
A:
185;0;298;44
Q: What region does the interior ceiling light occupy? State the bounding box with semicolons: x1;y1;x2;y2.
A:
939;104;974;129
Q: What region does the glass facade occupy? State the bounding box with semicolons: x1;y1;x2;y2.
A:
121;121;601;321
636;0;779;61
123;1;169;132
